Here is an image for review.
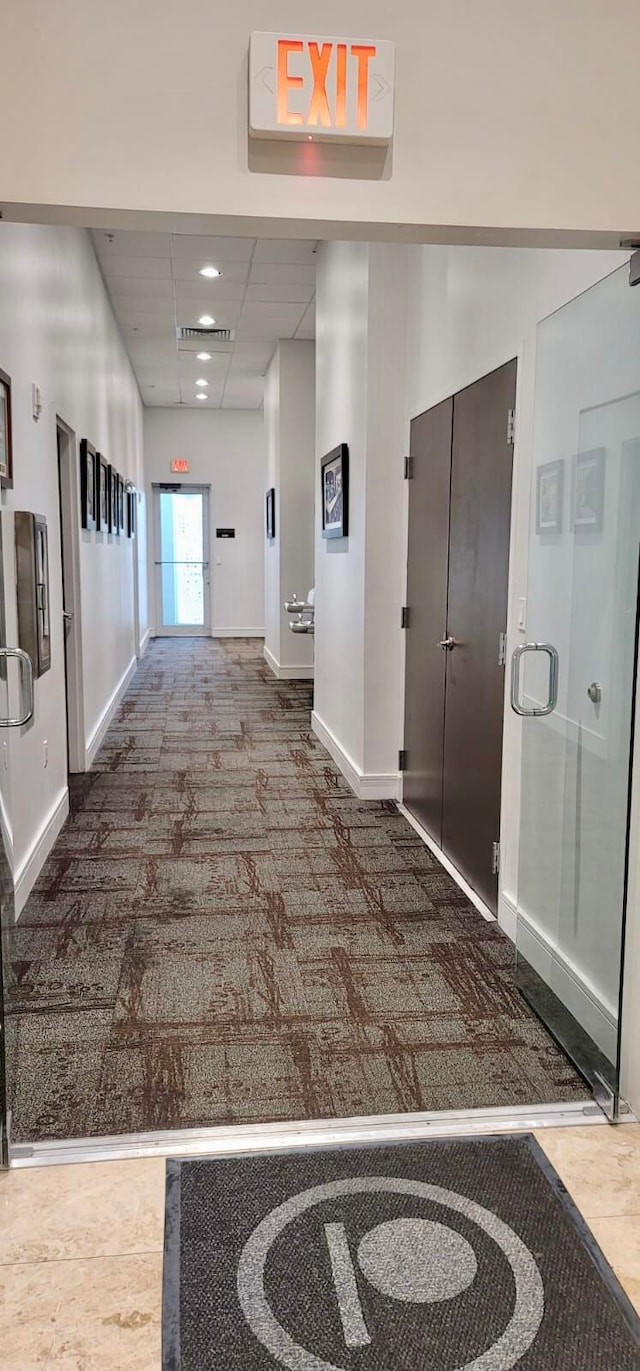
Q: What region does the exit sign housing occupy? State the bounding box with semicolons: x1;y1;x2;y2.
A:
249;32;395;145
170;459;190;474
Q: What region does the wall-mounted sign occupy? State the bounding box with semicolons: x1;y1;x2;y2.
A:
171;459;190;474
216;528;236;539
249;32;394;145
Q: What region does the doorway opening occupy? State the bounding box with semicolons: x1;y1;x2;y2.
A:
153;484;211;637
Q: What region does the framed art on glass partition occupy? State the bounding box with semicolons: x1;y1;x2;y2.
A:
0;368;13;489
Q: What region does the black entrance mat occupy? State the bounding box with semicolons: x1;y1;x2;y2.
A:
162;1135;639;1370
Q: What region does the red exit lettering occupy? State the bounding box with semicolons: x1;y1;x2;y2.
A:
277;39;376;130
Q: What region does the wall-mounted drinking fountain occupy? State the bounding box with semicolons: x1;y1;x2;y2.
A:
285;588;315;635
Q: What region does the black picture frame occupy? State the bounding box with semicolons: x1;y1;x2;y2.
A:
321;444;349;539
0;367;14;489
116;475;125;534
574;448;606;533
108;465;118;533
535;458;563;535
266;487;276;540
96;454;109;531
80;439;97;531
126;484;136;538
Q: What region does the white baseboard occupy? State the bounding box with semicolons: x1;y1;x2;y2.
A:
14;787;69;920
138;628;151;659
85;656;137;769
263;645;314;681
311;710;400;801
501;892;618;1062
397;803;496;924
212;628;265;639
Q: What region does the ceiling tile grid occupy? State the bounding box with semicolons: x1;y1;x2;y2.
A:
92;231;317;409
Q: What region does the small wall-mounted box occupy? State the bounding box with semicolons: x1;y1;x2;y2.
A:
15;512;51;677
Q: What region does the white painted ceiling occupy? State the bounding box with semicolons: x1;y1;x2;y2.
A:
91;231;317;409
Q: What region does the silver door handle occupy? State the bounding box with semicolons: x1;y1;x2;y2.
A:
63;610;73;622
0;648;35;727
510;643;559;717
439;636;455;651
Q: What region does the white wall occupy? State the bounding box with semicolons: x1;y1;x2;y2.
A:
264;340;315;679
0;222;144;909
2;1;639;237
313;241;408;792
144;409;265;636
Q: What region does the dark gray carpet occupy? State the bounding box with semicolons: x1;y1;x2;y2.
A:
163;1136;639;1370
8;639;587;1143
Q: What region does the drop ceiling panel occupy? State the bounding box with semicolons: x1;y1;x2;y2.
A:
295;302;316;339
100;255;173;281
245;282;315;305
174;300;242;329
171;260;250;285
119;315;176;339
253;239;318;264
109;293;176;317
249;262;316;287
94;231;172;259
171;235;256;262
108;278;174;303
174;279;246;303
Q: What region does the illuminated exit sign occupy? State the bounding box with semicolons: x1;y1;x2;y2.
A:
170;459;190;474
249;32;395;144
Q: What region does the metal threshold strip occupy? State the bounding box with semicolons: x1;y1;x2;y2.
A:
10;1099;611;1169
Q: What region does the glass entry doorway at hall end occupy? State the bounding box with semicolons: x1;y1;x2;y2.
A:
153;484;211;636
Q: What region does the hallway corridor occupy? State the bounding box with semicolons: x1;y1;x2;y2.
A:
8;639;586;1143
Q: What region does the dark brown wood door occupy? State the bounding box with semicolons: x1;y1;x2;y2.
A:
403;397;453;841
442;359;516;909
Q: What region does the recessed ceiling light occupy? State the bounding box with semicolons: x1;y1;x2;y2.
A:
199;265;221;279
198;314;215;327
196;392;208;401
197;352;212;362
196;378;208;387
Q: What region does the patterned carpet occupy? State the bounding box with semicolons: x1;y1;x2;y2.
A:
7;639;586;1142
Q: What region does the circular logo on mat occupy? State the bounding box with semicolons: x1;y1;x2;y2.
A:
237;1176;544;1371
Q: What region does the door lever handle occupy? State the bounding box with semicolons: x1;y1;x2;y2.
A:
438;636;455;651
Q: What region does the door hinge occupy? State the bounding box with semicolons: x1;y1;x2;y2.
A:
491;841;500;875
498;631;507;667
404;454;413;479
506;409;516;445
399;749;408;772
401;606;409;629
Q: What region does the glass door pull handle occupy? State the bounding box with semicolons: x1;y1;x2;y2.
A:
510;642;559;717
0;647;35;727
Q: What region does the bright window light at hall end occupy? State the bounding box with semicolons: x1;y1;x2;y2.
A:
199;265;221;278
198;314;215;327
197;352;212;361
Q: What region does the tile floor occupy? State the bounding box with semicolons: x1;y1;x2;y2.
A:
0;1124;637;1369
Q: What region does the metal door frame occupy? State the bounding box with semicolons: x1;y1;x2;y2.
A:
152;483;211;637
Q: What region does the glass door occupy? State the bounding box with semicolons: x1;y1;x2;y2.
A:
153;485;211;636
513;262;640;1113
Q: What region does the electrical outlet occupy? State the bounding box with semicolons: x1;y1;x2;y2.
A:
43;739;48;769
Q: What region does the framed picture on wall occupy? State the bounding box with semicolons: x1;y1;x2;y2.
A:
321;444;349;539
96;454;109;531
0;368;13;489
108;465;118;533
126;483;136;538
116;475;125;534
535;458;563;535
80;439;97;530
266;487;276;540
574;447;606;532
